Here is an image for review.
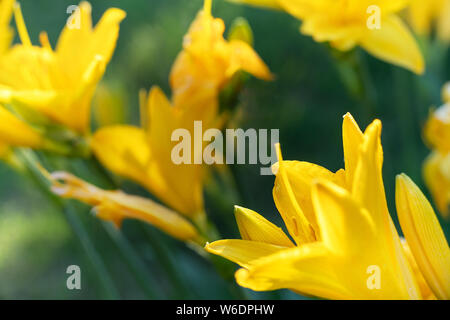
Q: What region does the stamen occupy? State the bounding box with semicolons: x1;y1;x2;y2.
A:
13;2;32;46
204;0;212;16
39;31;52;50
275;142;283;161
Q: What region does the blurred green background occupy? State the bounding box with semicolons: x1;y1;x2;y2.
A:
0;0;449;299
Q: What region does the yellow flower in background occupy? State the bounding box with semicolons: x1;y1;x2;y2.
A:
207;113;450;299
170;0;273;119
47;171;200;242
230;0;424;74
0;0;14;55
91;86;207;219
408;0;450;42
0;2;125;134
43;86;211;242
423;83;450;217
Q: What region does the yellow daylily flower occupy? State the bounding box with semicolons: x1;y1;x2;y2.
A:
230;0;425;74
91;86;206;219
206;113;450;299
0;1;125;133
0;0;14;55
47;171;200;243
423;83;450;217
408;0;450;42
169;0;273;118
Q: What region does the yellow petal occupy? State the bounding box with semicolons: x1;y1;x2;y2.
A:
437;0;450;42
423;152;450;217
234;205;294;247
49;171;199;241
0;0;14;55
147;86;205;217
274;160;341;236
0;105;42;147
272;144;316;244
352;119;422;299
227;40;274;80
91;125;175;211
228;0;283;10
359;15;424;74
234;242;353;299
342;112;364;189
205;239;286;268
424;103;450;153
311;179;376;255
396;174;450;299
401;239;436;300
277;0;330;19
352;119;388;232
442;82;450;103
56;2;126;82
91;125;152;184
408;0;437;36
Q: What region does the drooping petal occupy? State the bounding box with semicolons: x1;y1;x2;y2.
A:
234;205;294;247
49;171;199;242
359;15;424;74
396;174;450;300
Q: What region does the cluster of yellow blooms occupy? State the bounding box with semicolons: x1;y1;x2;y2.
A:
0;0;449;299
207;114;449;299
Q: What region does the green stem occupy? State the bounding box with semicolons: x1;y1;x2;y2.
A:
102;223;160;299
139;226;194;299
66;159;161;299
15;148;120;299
